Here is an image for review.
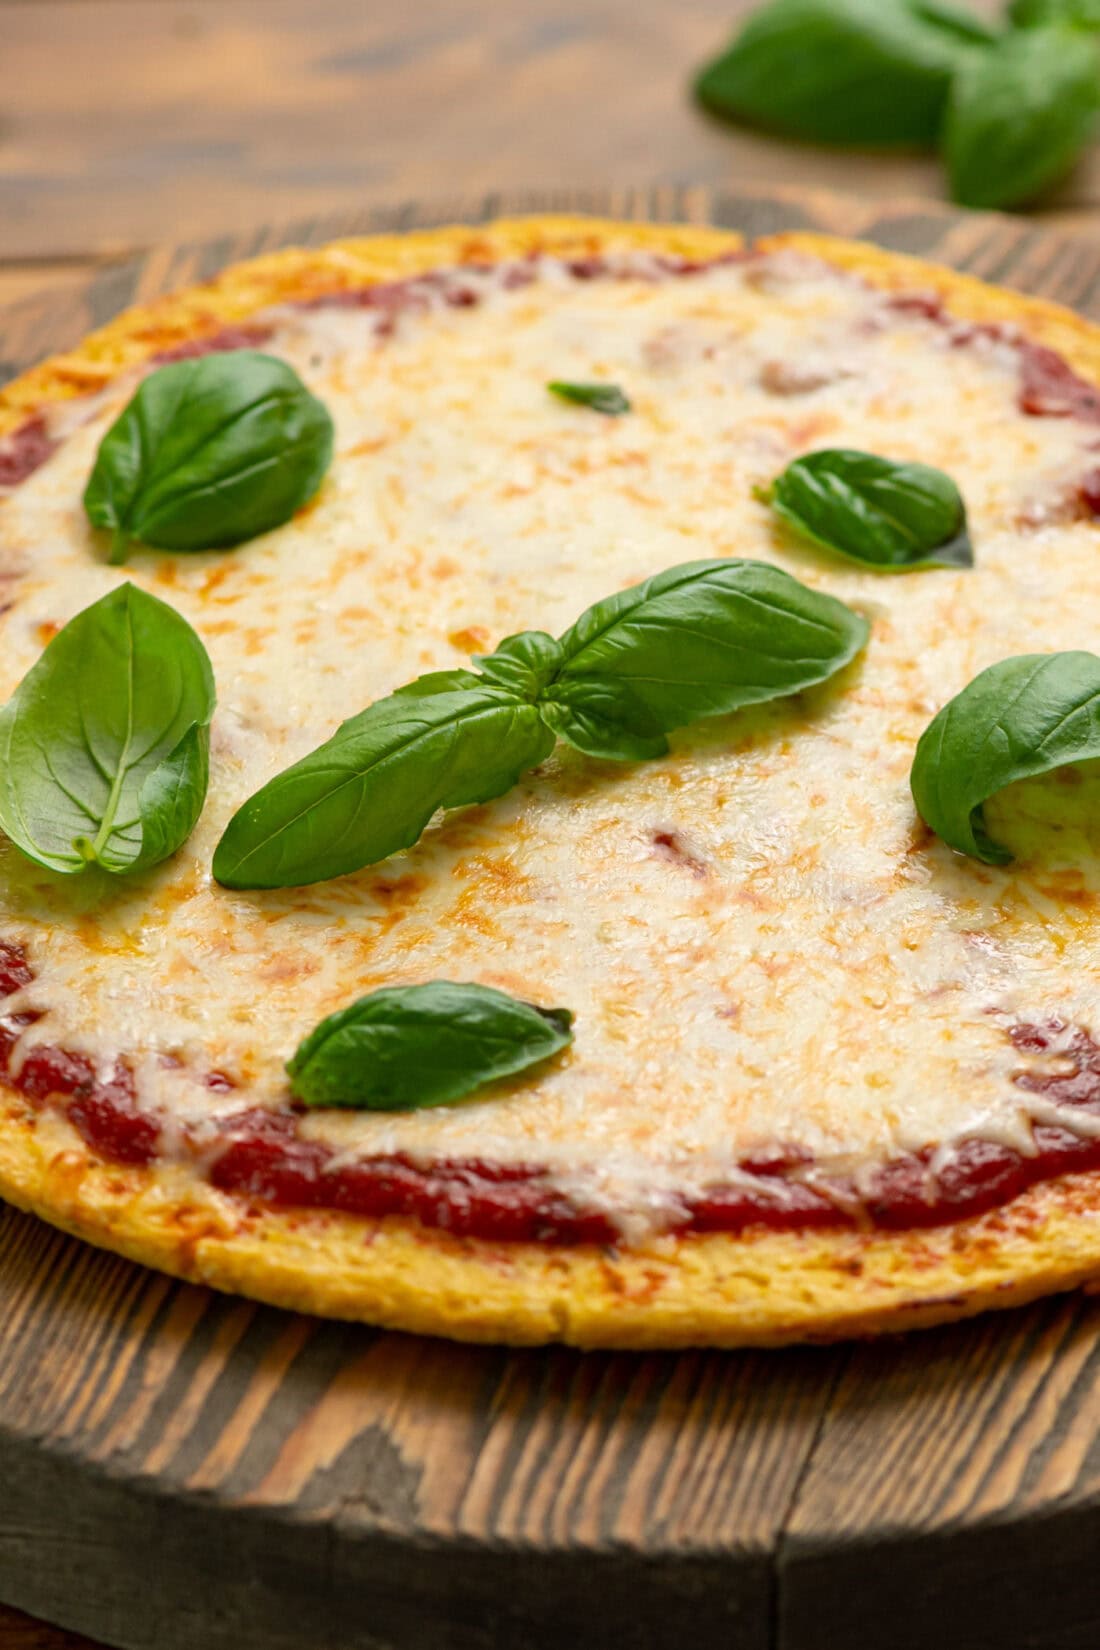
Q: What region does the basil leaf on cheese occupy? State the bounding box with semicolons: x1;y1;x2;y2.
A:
213;683;555;890
216;560;867;888
538;679;670;763
0;584;215;876
910;652;1100;863
476;631;565;699
84;350;334;565
764;450;973;572
945;26;1100;210
287;981;573;1111
694;0;989;147
393;669;486;698
545;559;869;754
547;381;631;416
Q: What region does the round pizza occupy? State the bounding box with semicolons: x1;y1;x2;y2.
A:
3;214;1100;1348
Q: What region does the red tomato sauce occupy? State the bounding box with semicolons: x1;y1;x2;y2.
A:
2;940;1099;1244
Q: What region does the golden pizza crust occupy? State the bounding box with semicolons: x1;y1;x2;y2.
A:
4;214;1100;1347
3;1092;1100;1348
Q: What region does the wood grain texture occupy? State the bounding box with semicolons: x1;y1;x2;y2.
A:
781;1297;1100;1650
5;184;1100;1650
0;1605;103;1650
0;266;101;310
7;0;1100;268
10;0;1100;312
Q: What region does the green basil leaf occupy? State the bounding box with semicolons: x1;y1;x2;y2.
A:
130;722;211;873
945;26;1100;210
393;669;486;698
910;652;1100;863
766;449;973;572
213;685;554;889
693;0;988;147
1009;0;1100;28
547;381;631;416
287;981;573;1111
475;631;564;700
547;559;869;740
84;350;335;565
0;584;215;875
538;680;670;762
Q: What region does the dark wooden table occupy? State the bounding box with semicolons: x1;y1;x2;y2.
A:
3;0;1100;312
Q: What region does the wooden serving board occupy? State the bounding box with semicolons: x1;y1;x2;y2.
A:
4;185;1100;1650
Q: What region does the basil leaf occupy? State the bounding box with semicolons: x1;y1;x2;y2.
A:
766;449;973;572
475;631;564;699
393;669;486;698
217;560;867;888
84;351;334;565
131;722;211;873
945;26;1100;210
0;584;215;875
1009;0;1100;27
546;559;869;746
548;382;631;416
694;0;988;147
539;680;670;762
287;981;573;1111
910;652;1100;863
213;685;554;889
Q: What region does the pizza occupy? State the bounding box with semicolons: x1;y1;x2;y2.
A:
3;213;1100;1348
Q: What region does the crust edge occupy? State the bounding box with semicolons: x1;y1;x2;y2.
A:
5;1098;1100;1349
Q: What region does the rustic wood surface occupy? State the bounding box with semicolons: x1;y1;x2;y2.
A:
2;183;1100;1650
5;0;1100;313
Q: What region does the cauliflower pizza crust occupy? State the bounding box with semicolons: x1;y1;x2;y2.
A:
4;215;1100;1346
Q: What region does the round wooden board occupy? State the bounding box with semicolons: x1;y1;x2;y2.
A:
4;184;1100;1650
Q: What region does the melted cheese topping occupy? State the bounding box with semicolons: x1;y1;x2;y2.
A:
3;250;1100;1237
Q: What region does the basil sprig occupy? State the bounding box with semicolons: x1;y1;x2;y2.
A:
763;450;973;573
548;381;631;416
214;559;868;889
910;652;1100;863
84;351;334;565
287;982;573;1111
0;584;215;875
694;0;990;147
944;26;1100;210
